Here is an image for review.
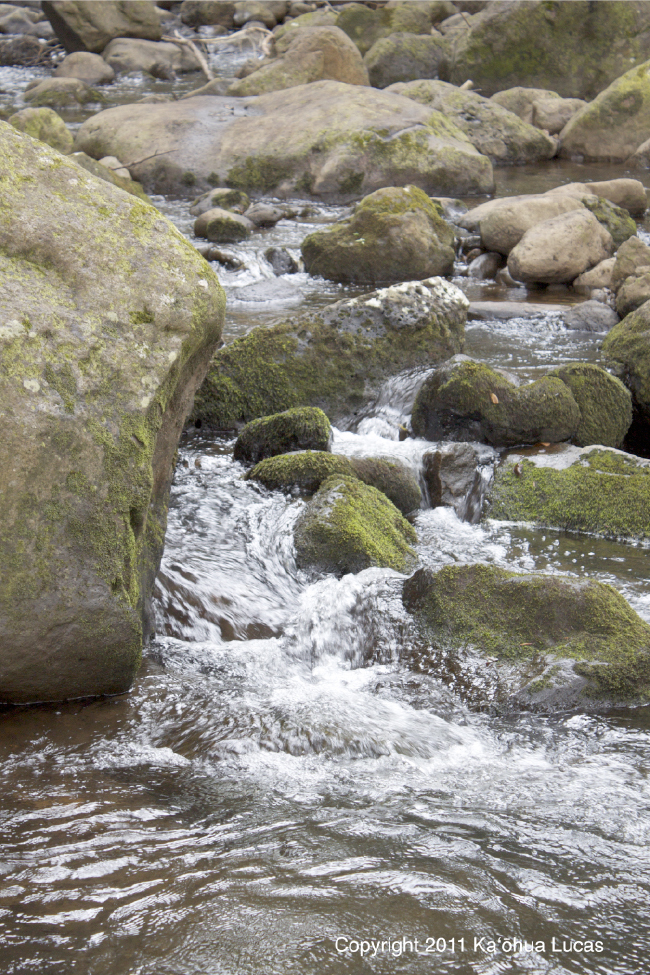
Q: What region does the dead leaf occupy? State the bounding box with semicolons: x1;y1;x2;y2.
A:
490;392;499;404
540;442;550;447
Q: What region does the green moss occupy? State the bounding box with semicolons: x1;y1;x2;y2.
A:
581;197;637;247
402;563;650;701
337;170;364;196
295;474;418;575
348;456;421;515
129;309;155;325
181;170;196;186
246;450;355;493
234;406;332;464
488;448;650;541
551;363;632;448
602;300;650;420
226;156;288;194
192;294;464;428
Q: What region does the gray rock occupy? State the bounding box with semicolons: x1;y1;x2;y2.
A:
243;202;286;227
563;300;619;332
422;442;496;522
42;0;162;53
532;95;586;135
364;32;449;89
102;37;200;75
265;246;299;274
194;206;254;242
54;50;115;84
467;251;503;279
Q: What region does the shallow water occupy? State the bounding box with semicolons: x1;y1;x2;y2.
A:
2;62;650;975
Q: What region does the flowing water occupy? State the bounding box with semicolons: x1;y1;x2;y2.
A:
2;56;650;975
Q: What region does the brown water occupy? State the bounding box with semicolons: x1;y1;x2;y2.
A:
2;60;650;975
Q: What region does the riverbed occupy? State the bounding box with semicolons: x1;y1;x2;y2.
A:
1;56;650;975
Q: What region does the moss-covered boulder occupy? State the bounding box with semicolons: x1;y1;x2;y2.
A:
247;450;421;514
602;299;650;425
580;197;637;249
364;33;449;89
336;2;445;56
8;107;73;155
189;188;250;217
560;57;650;162
234;407;332;464
411;356;580;447
42;0;162;54
294;475;418;575
74;81;494;200
388;79;557;165
403;563;650;707
228;26;369;96
488;445;650;542
302;185;455;285
0;122;225;704
448;1;650;99
548;364;632;448
180;0;236;28
194;207;253;243
192;277;467;428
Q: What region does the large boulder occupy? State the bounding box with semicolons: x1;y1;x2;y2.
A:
229;26;369;95
602;299;650;427
475;194;585;254
403;563;650;708
560;58;650;162
42;0;162;54
73;81;494;200
234;407;332;464
192;278;468;428
0;122;225;704
336;1;444;56
54;50;115;84
488;445;650;543
411;356;580;447
102;38;200;76
294;475;417;576
301;185;456;285
548;364;632;449
364;32;449;89
507;209;614;285
8;107;73;154
388;79;557;164
448;0;650;99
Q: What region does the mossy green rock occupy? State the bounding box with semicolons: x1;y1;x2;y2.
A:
302;185;456;285
23;77;101;109
602;298;650;423
560;58;650;162
247;451;421;514
581;197;637;248
411;356;580;447
294;475;417;576
364;33;449;90
336;2;437;56
389;79;557;165
549;364;632;449
0;122;225;703
488;445;650;542
74;82;493;200
448;1;650;100
8;107;73;155
194;206;253;243
192;277;467;428
234;407;332;464
403;563;650;707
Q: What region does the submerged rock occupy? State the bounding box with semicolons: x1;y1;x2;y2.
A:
488;445;650;542
301;185;456;285
411;356;580;448
562;299;618;332
74;81;494;200
294;475;417;575
192;278;468;427
403;564;650;708
0;122;225;704
23;76;99;108
234;407;332;464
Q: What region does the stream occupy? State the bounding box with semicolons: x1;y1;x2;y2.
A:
1;53;650;975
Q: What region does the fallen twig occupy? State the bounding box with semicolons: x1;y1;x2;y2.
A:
162;30;214;81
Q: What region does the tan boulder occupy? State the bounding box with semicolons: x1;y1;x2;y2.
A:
490;86;560;124
479;194;585;255
508;210;614;285
41;0;162;54
102;37;200;75
611;236;650;291
572;258;615;295
54;50;115;84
